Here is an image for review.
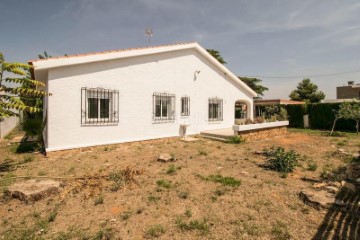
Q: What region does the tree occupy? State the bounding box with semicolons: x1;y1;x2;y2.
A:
0;52;48;118
206;49;227;64
289;79;325;103
238;77;268;97
331;101;360;135
38;51;52;59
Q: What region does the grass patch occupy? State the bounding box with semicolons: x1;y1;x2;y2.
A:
178;191;189;199
23;155;35;163
175;217;209;234
144;224;166;238
156;179;172;189
198;149;208;156
206;174;241;187
94;195;104;206
272;221;291;240
307;161;318;171
120;211;132;221
166;164;176;175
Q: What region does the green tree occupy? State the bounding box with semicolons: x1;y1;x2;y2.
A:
238;77;269;97
0;52;47;118
331;101;360;135
38;51;52;59
289;79;325;103
206;49;227;64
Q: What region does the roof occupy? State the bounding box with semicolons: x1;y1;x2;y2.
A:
254;99;305;105
28;42;257;97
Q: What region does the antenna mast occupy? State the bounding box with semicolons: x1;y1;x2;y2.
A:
145;28;153;43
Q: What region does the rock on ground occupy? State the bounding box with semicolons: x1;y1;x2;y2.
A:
7;179;62;202
299;189;345;209
157;153;176;162
346;162;360;181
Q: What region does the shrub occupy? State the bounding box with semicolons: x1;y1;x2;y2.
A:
228;135;245;144
264;146;299;173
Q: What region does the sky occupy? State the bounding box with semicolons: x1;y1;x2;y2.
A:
1;0;360;99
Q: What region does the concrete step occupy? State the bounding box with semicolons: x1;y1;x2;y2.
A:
200;133;231;142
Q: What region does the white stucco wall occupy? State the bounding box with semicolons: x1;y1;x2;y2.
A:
0;116;19;138
45;49;254;151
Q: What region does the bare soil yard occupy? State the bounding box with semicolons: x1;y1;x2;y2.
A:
0;128;359;239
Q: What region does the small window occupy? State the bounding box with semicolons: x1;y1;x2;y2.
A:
208;98;223;121
81;88;119;125
181;97;190;116
153;93;175;123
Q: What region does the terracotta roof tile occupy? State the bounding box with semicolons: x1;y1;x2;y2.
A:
28;41;197;63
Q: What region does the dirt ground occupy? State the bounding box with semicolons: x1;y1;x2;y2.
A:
0;128;359;240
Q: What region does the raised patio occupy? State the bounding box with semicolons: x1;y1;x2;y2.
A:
201;121;289;141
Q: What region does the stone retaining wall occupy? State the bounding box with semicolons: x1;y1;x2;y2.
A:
236;126;287;141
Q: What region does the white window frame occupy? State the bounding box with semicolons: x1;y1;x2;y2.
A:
181;96;190;116
208;98;223;122
153;93;175;123
81;87;119;125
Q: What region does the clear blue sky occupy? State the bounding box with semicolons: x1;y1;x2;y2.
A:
1;0;360;99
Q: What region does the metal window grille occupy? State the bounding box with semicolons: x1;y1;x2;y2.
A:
153;92;175;123
81;87;119;125
208;98;223;121
181;96;190;116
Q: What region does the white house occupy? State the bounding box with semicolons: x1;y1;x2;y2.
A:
29;42;257;152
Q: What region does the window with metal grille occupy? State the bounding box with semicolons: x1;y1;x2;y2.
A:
81;87;119;125
208;98;223;121
153;93;175;123
181;96;190;116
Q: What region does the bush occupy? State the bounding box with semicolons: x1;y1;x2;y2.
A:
286;104;307;128
227;135;245;144
308;103;356;132
264;146;299;173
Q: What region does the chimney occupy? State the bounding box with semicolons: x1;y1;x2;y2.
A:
348;81;354;86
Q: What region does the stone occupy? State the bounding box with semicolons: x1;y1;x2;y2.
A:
328;182;342;188
341;181;356;191
338;149;345;153
110;218;117;224
254;150;264;155
313;182;327;189
299;189;345;209
240;171;250;176
7;179;62;202
157;153;175;162
325;186;340;194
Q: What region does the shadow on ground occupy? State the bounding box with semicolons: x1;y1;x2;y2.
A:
313;188;360;240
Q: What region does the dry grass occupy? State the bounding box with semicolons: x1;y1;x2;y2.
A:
0;128;359;239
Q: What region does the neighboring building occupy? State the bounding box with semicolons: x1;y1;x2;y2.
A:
29;42;257;152
337;81;360;99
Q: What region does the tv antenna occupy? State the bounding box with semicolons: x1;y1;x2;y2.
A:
145;28;153;43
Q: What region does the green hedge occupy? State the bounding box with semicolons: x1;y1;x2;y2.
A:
308;103;356;132
285;104;307;128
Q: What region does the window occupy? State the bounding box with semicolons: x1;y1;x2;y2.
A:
153;93;175;123
181;97;190;116
208;98;223;121
81;87;119;125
